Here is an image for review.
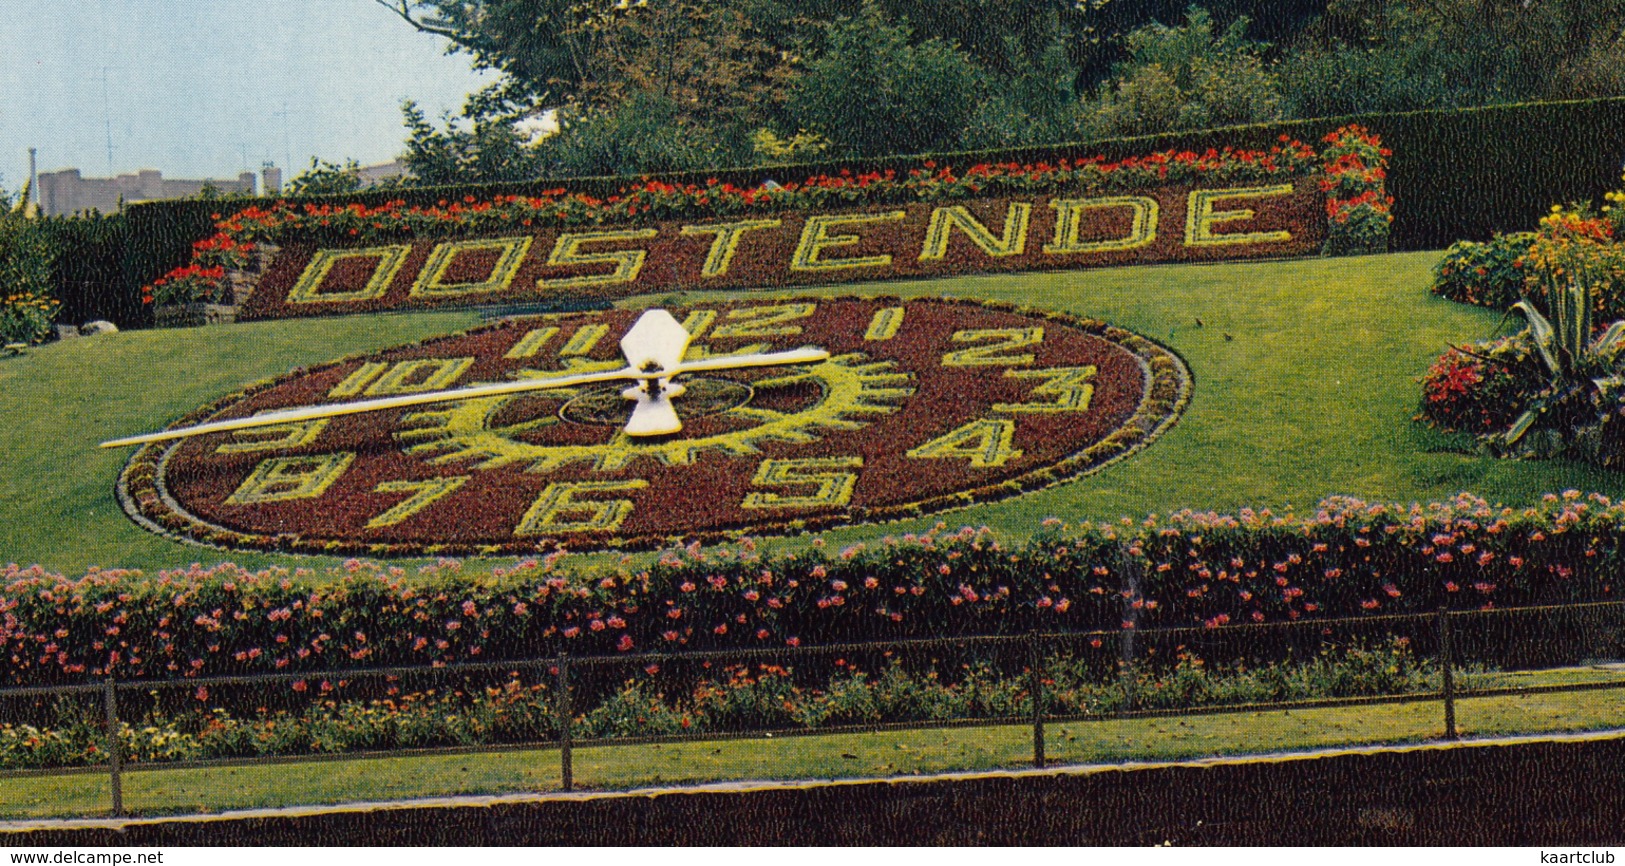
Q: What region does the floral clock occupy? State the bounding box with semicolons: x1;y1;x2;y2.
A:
114;297;1190;554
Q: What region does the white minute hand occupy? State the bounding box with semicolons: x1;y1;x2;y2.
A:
98;347;831;449
96;366;651;449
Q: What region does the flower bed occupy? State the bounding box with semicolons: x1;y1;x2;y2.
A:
138;128;1389;322
1430;233;1536;311
2;491;1617;689
0;640;1433;771
1418;179;1625;459
1317;125;1393;256
0;292;60;346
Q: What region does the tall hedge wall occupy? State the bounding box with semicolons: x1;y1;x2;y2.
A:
100;97;1625;327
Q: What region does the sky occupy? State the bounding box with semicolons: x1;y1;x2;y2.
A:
0;0;496;192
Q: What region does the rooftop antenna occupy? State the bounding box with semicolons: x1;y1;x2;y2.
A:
272;104;293;175
97;67;116;174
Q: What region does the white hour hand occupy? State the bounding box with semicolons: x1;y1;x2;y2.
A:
622;382;685;436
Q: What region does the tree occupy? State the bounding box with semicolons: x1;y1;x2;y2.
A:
1278;0;1625;116
781;7;984;158
400;102;549;186
376;0;604;113
959;38;1089;150
380;0;794;123
1083;7;1282;138
282;158;368;196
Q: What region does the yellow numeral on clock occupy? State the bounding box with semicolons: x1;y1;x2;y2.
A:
505;327;559;359
742;457;863;510
864;306;905;341
366;476;470;528
329;357;476;397
906;420;1022;468
515;480;648;535
993;366;1097;413
224;453;355;505
712;303;817;338
941;328;1043;367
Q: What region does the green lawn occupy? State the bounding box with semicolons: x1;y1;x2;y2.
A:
4;677;1621;821
4;251;1623;574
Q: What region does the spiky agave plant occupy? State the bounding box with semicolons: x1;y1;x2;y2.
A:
1505;263;1625;456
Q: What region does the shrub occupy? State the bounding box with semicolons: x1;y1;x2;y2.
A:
1432;233;1536;310
0;639;1459;771
46;211;130;328
782;7;984;158
1082;7;1282;140
957;40;1088;151
1276;43;1450;120
1319;124;1393;255
540;93;745;177
1423;188;1625;467
1518;203;1625;320
0;291;60;345
146;264;230;306
400;101;551;187
3;490;1622;690
0;188;60;329
283;158;366;197
1417;335;1547;435
1083;64;1186;140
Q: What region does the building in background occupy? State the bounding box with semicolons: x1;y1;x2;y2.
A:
353;159;407;187
36;166;283;216
261;162;282;196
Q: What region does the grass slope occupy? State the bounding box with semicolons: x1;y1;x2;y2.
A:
3;251;1622;574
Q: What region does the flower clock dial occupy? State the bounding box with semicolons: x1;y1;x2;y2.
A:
110;297;1190;555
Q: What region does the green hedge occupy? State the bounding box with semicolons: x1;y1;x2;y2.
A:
102;98;1625;326
48;213;130;328
3;492;1620;688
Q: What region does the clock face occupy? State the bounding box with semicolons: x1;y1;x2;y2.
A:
120;297;1190;555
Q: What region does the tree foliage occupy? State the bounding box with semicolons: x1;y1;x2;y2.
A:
374;0;1625;182
782;7;984;158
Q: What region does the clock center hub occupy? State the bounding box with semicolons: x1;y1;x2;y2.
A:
558;377;756;427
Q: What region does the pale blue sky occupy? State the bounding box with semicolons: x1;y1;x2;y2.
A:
0;0;495;191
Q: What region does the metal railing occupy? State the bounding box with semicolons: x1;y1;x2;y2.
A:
2;600;1621;817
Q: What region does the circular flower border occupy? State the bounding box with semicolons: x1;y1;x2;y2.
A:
117;296;1191;556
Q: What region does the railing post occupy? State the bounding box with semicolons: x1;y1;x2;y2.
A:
1438;609;1458;740
102;677;123;816
556;653;573;791
1029;631;1046;769
1118;544;1140;716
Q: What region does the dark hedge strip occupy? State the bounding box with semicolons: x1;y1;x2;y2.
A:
2;491;1618;688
